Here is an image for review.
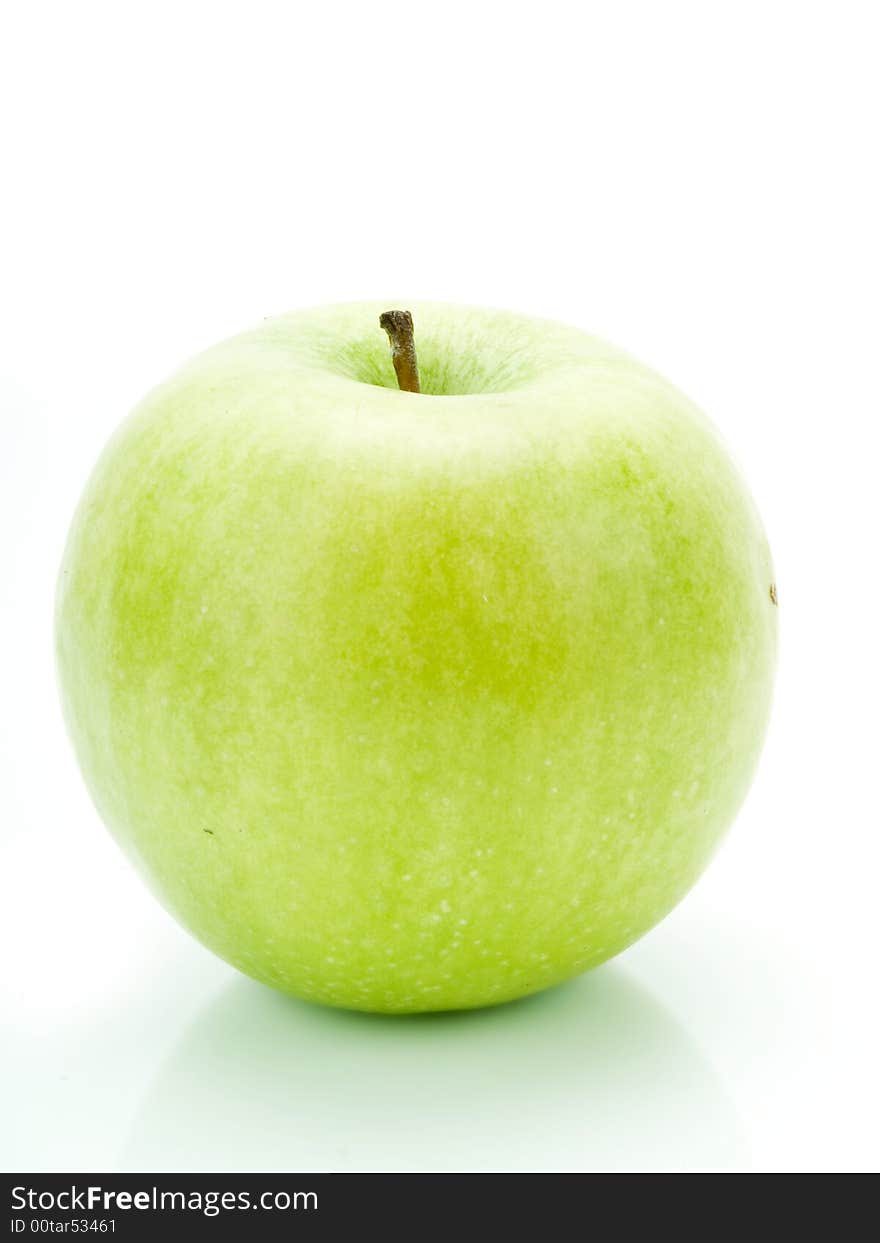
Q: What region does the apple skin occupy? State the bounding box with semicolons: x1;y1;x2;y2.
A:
56;302;776;1013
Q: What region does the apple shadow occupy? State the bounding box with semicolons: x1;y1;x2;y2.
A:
120;966;745;1172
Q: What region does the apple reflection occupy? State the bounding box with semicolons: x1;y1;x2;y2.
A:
122;965;744;1172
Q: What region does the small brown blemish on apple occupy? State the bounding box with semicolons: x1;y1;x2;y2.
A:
769;583;778;606
203;828;214;835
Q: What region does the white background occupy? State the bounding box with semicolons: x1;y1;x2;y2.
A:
2;0;878;1173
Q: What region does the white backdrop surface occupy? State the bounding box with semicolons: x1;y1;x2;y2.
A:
2;0;878;1172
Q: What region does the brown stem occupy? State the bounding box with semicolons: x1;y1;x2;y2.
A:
380;310;421;393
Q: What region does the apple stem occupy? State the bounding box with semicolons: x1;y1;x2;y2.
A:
380;310;421;393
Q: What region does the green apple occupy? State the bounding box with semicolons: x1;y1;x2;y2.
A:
56;302;777;1013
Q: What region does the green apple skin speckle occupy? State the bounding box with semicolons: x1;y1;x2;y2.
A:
55;302;777;1013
